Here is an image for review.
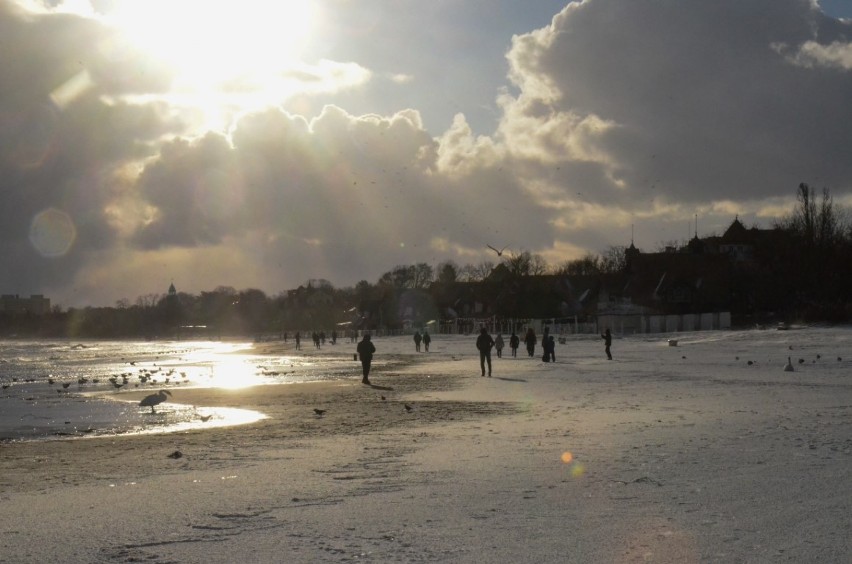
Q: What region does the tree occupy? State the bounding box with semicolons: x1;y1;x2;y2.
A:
435;260;459;284
470;260;495;281
599;245;627;273
555;253;600;276
411;262;434;289
502;251;548;276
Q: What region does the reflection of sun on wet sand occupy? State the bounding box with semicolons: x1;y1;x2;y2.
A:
2;329;852;562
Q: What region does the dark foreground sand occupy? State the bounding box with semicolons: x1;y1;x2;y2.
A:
1;330;851;563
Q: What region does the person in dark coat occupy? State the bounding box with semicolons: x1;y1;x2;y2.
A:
413;330;422;352
524;328;537;357
357;334;376;384
422;330;431;351
509;332;520;357
476;327;495;377
542;334;556;362
602;328;612;360
295;331;301;350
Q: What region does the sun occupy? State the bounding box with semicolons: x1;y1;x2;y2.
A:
107;0;317;103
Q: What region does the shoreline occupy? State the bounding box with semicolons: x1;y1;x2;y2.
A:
2;329;851;562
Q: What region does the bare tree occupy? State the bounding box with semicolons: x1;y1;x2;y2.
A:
599;245;627;273
459;261;494;282
435;260;459;284
503;251;548;276
412;262;434;289
554;253;600;276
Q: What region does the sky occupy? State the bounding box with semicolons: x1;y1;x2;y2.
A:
1;0;851;308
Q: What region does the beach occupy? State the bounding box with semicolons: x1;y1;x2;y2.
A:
1;328;851;563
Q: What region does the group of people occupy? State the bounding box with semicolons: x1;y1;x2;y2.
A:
475;326;613;377
349;325;614;385
412;330;432;352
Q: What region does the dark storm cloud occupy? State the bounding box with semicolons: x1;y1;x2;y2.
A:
503;0;852;212
0;1;184;295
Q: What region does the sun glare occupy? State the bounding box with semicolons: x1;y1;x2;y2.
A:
108;0;316;99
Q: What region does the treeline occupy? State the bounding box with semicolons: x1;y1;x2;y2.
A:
0;250;615;338
747;183;852;321
3;183;852;338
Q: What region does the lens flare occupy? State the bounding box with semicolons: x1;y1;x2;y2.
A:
29;208;77;257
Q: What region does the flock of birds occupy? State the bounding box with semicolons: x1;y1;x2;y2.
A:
0;357;198;416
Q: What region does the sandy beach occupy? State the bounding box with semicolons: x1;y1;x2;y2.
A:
1;328;851;563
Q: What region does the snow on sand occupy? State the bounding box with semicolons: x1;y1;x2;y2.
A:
1;328;851;562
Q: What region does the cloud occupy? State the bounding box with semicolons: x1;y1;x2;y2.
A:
782;40;852;69
3;0;852;307
497;0;852;250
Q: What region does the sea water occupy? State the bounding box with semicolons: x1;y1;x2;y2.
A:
0;339;360;442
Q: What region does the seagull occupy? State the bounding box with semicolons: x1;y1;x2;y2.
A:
487;244;509;257
167;450;182;459
139;390;172;413
313;408;326;417
61;382;71;389
380;395;386;401
404;404;413;412
199;414;213;422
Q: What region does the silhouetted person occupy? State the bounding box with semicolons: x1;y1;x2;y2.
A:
476;327;495;377
331;330;337;345
494;333;504;358
524;328;537;357
542;335;555;362
509;332;520;357
357;334;376;385
602;328;612;360
295;332;301;350
422;330;431;351
413;330;422;352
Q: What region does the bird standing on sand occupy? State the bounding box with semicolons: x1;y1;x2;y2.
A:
313;408;326;417
199;414;212;422
404;404;413;412
139;390;172;413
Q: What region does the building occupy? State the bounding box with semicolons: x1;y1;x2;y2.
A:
0;294;51;315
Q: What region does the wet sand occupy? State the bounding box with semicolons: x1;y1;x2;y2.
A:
1;330;851;562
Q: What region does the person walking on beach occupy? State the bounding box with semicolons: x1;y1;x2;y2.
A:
357;334;376;385
295;331;301;350
509;331;520;357
524;328;537;357
413;330;422;352
602;328;612;360
476;327;495;377
542;334;555;362
422;330;431;352
494;333;504;358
